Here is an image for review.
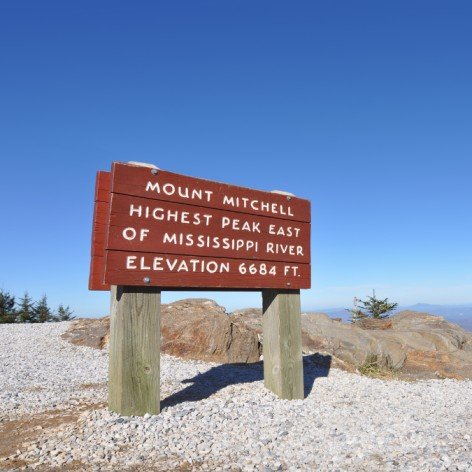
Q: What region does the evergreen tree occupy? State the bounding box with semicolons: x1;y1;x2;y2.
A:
17;292;36;323
34;295;52;323
0;289;17;323
56;304;75;321
348;291;398;321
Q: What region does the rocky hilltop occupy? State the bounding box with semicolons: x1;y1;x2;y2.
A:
63;299;472;380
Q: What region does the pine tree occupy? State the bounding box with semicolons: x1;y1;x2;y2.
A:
348;291;398;322
361;290;398;319
17;292;36;323
56;304;75;321
34;295;52;323
0;289;17;323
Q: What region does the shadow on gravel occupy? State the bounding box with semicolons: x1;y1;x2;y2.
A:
161;354;331;410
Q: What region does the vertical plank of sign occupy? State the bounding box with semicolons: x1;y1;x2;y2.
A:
108;285;161;416
262;289;304;400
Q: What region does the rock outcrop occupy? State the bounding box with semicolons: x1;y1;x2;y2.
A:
160;299;261;363
63;299;261;364
61;317;110;350
302;311;472;379
63;301;472;380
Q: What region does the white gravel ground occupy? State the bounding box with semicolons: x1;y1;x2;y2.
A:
0;322;471;471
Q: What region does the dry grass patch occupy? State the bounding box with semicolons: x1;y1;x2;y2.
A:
357;355;401;380
0;402;105;470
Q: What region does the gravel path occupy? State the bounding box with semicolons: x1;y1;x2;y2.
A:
0;323;471;471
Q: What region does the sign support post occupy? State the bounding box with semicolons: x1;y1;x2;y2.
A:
108;285;161;416
262;289;304;400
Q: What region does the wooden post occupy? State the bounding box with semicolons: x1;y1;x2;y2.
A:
262;289;304;400
108;285;161;416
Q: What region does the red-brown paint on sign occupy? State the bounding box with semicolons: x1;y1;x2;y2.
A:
89;171;111;291
105;250;311;289
107;193;311;263
90;162;311;290
111;162;311;223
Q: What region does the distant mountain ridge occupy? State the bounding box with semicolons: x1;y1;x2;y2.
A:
312;303;472;332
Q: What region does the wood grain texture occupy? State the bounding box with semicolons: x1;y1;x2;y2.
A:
88;255;107;291
262;289;304;400
95;170;111;202
105;250;311;289
108;285;161;416
111;162;311;222
107;193;310;263
91;202;109;257
89;171;111;291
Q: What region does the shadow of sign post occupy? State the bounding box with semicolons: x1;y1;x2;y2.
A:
89;162;311;416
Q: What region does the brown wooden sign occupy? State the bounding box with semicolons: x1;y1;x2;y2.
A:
90;162;311;290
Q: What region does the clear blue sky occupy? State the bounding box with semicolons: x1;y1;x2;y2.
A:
1;1;471;316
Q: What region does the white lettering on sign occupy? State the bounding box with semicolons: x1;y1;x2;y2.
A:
153;257;164;270
221;217;261;233
112;187;309;269
129;204;213;226
132;255;231;273
162;233;260;253
145;181;214;203
122;227;150;241
117;201;309;260
122;227;136;240
124;255;301;278
268;224;301;238
266;242;304;256
126;256;137;269
222;195;294;217
284;265;299;276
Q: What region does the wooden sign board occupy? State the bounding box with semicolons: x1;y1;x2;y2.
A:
90;162;311;290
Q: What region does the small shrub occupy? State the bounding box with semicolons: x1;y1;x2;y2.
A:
56;304;75;321
347;290;398;322
358;354;399;380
